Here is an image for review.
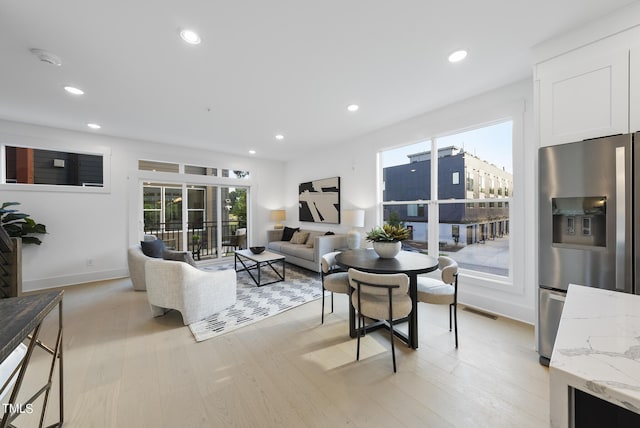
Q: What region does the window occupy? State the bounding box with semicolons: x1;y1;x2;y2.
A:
164;187;182;231
139;160;179;173
185;165;217;176
381;120;513;277
143;186;162;230
140;161;251;180
232;170;251;179
142;182;248;259
187;188;205;229
407;204;425;217
142;185;183;232
4;146;103;187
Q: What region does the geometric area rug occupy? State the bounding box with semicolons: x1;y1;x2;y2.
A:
188;264;322;342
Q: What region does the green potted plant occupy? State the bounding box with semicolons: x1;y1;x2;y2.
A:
0;202;47;245
366;224;409;258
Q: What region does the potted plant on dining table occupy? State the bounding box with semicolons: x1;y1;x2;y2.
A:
366;224;410;259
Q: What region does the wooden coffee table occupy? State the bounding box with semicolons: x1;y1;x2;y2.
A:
234;249;286;287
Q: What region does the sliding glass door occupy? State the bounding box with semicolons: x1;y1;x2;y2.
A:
142;183;248;260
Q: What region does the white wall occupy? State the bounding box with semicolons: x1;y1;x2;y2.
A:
0;80;538;324
0;119;285;292
285;79;538;324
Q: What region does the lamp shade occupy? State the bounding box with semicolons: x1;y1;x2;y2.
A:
271;210;286;229
270;210;286;222
343;209;365;228
344;209;365;249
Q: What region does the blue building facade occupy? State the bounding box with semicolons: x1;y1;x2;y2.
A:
383;146;511;246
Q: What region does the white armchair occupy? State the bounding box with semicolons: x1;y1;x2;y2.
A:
127;234;159;291
144;259;237;325
127;245;153;291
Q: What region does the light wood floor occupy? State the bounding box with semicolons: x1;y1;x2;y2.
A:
17;276;549;427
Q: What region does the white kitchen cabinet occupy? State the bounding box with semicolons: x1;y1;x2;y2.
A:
536;48;629;146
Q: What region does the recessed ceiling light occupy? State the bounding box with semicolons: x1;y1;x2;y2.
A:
180;29;201;45
347;104;359;112
64;86;84;95
87;123;101;129
448;50;468;63
249;150;256;155
275;134;284;140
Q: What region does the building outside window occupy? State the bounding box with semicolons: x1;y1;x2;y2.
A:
4;146;104;186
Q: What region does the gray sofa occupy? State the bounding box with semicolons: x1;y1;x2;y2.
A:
266;229;347;272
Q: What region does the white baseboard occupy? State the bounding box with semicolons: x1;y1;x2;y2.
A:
22;268;130;293
460;291;535;326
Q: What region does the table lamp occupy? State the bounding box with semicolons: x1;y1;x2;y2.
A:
343;209;365;249
271;210;286;229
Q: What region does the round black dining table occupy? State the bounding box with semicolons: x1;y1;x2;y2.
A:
335;248;439;349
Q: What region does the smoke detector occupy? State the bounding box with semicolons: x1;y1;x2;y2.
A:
29;48;62;66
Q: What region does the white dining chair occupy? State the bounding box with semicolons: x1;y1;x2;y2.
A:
348;268;412;373
416;256;459;348
320;252;350;323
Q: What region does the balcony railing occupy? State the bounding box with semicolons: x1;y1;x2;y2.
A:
143;220;245;260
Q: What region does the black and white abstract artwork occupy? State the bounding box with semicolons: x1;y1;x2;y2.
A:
298;177;340;224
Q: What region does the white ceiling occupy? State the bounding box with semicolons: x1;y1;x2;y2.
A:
0;1;636;160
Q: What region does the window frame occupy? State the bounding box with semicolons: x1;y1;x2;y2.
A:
379;119;514;283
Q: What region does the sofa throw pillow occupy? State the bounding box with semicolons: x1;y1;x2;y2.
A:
290;231;309;244
282;226;299;241
305;231;322;248
140;239;166;258
162;250;198;268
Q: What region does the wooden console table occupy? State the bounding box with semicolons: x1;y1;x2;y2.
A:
0;290;63;427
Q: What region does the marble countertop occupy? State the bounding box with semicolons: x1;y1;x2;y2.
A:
549;284;640;426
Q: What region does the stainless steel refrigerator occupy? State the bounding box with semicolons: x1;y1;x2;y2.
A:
538;133;639;366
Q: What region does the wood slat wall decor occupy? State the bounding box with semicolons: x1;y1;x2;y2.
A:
0;227;20;298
